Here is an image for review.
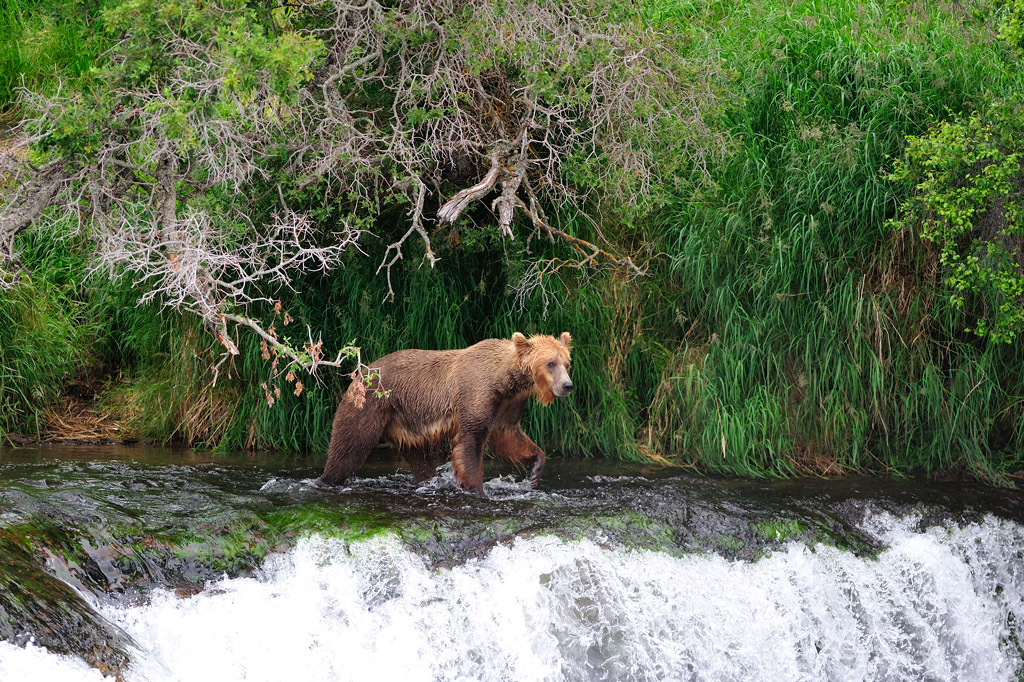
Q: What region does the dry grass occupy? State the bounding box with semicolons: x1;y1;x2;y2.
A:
40;395;124;443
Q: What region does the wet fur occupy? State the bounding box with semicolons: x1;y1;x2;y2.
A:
319;333;572;495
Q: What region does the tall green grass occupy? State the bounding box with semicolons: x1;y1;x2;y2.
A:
0;0;102;121
648;0;1024;481
0;232;90;439
0;0;105;439
87;283;241;447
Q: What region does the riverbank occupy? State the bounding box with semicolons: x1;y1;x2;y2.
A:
2;0;1024;484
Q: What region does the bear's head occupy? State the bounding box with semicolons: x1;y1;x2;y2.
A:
513;332;573;405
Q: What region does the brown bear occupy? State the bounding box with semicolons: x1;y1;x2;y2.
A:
318;332;573;496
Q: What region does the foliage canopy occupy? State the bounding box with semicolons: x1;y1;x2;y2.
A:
2;0;725;373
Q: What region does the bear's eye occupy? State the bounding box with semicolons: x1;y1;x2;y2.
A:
547;361;556;369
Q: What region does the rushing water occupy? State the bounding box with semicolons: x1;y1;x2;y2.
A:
1;446;1023;681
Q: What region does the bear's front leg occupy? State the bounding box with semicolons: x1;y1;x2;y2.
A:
528;449;546;488
451;429;486;496
488;426;546;488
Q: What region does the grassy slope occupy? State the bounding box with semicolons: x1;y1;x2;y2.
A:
3;0;1023;483
0;1;104;437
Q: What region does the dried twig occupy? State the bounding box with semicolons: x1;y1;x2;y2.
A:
377;179;437;301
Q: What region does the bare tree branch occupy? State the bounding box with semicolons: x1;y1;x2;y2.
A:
0;152;67;284
438;163;503;224
302;0;725;280
218;313;362;383
377;179;436;302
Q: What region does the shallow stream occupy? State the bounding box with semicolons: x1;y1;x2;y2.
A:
1;445;1023;681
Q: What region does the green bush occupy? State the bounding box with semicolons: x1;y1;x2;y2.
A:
648;0;1024;480
888;100;1024;343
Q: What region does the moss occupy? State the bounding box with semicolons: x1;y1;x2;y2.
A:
751;519;806;542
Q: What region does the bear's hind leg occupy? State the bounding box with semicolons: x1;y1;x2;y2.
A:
320;394;389;486
451;429;487;496
402;445;437;485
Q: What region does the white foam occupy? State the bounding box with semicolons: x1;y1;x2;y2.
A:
0;640;113;682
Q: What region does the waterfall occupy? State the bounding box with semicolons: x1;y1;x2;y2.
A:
7;511;1018;682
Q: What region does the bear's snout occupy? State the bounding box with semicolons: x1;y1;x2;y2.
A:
556;379;574;397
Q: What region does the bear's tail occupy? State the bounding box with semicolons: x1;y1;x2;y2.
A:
319;391;389;486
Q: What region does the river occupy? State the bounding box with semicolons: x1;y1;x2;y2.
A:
1;445;1022;681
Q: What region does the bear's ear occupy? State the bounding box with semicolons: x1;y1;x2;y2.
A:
559;332;572;351
512;332;531;357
